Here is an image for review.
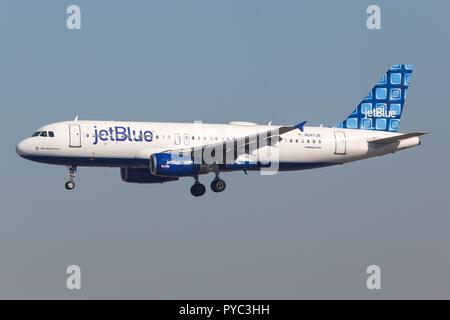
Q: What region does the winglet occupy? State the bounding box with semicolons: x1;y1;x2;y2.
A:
294;121;307;132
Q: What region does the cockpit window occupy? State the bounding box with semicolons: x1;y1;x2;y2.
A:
32;130;55;137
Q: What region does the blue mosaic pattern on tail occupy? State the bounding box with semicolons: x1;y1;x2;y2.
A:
334;64;413;132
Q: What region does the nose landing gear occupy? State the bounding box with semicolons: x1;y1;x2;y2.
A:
65;180;75;190
65;165;77;191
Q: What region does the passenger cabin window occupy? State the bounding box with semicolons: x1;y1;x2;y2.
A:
183;134;190;145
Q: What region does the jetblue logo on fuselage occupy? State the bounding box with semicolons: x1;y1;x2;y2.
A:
363;108;396;119
93;126;153;145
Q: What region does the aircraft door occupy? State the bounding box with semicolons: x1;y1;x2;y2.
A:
174;133;181;145
69;124;82;148
334;131;346;155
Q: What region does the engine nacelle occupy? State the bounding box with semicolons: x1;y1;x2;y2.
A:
150;153;210;177
120;167;178;184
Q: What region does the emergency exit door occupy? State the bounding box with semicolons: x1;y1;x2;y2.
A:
69;124;81;148
334;131;346;155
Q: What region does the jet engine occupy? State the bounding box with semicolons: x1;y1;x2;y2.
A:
150;153;210;177
120;167;178;184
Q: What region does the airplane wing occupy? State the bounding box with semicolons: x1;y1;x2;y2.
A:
160;121;307;163
368;132;428;145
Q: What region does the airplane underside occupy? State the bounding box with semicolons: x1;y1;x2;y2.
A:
20;154;338;196
21;155;337;171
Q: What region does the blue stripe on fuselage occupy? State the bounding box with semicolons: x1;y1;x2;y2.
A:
19;155;149;167
19;155;336;171
220;162;335;171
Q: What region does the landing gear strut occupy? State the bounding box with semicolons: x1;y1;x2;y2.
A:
65;165;77;191
190;176;206;197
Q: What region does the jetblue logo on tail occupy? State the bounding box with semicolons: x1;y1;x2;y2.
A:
364;108;396;119
335;64;413;132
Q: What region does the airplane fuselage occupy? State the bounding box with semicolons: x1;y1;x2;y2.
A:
16;120;420;170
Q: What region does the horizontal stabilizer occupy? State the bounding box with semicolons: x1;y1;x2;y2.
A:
368;132;428;145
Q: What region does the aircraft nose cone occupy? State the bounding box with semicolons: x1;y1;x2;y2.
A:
16;140;30;156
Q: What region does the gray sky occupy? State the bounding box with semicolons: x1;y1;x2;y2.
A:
0;0;449;299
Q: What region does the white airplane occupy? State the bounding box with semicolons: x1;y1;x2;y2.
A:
16;64;427;197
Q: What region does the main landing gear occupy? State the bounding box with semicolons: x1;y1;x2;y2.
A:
190;175;227;197
190;176;206;197
65;165;77;191
211;178;226;193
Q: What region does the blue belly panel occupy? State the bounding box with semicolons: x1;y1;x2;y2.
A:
20;155;336;171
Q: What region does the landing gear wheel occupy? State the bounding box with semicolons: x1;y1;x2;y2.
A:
190;183;206;197
65;165;77;191
211;179;226;193
65;181;75;191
